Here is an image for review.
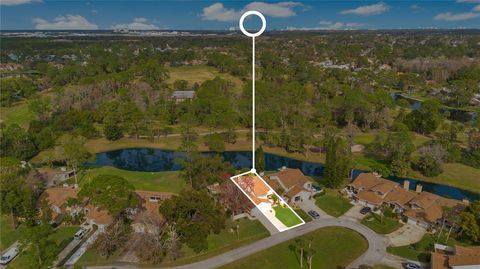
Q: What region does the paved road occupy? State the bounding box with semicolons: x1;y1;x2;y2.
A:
88;218;387;269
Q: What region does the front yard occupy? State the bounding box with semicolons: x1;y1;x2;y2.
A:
387;233;456;263
0;215;27;251
218;227;368;269
273;205;303;227
361;213;403;234
314;189;353;217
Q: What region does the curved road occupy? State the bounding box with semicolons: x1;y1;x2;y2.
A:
88;218;387;269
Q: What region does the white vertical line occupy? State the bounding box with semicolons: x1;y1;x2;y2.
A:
252;36;256;170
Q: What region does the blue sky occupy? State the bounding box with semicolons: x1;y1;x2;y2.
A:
1;1;479;30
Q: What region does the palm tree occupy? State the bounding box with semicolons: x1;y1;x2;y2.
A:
307;249;316;269
295;239;305;268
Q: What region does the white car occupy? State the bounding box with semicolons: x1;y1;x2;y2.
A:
74;227;90;240
0;245;19;265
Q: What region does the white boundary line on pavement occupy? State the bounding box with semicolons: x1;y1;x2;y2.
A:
230;171;305;232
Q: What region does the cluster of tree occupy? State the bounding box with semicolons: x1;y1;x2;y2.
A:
460;201;480;243
1;77;37;106
159;190;226;253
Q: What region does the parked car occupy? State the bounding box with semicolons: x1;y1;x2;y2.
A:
0;245;19;265
74;227;90;240
403;262;421;269
360;207;371;215
308;210;320;219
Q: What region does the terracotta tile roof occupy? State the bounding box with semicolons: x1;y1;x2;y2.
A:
284;185;310;199
370;180;398;194
384;187;418;207
455;245;480;256
85;204;113;225
410;192;439;209
41;187;79;208
264;177;282;191
350;173;382;190
234;175;272;206
268;168;309;189
431;252;450;269
357;190;383;205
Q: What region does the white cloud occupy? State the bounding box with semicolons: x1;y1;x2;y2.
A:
201;2;306;22
434;12;480;21
33;15;98;30
474;4;480;11
410;4;424;13
111;17;160;30
456;0;480;3
340;2;390;16
0;0;39;6
286;21;364;31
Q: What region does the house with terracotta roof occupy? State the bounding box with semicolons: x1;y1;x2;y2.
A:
432;244;480;269
346;172;467;229
264;168;316;205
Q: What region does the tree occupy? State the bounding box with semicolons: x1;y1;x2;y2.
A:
416;144;445;177
181;155;234;190
324;135;352;188
79;175;139;216
460;201;480;243
404;100;442;134
219;181;254;216
204;133;225;152
255;146;265;171
95;219;132;257
0;124;38;160
159;190;226;253
55;134;91;184
295;238;305;268
104;122;123;141
22;224;57;269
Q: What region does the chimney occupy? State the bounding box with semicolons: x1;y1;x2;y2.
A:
415;184;423;193
259;172;264;176
403;180;410;190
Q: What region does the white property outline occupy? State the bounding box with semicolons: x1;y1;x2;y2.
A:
231;10;305;233
230;171;306;232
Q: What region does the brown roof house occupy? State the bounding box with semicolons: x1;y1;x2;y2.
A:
432;244;480;269
346;172;467;229
264;168;317;205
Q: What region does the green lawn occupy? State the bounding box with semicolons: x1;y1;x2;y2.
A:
387;233;456;263
314;189;353;217
361;213;403;234
373;265;397;269
0;215;27;251
8;226;79;269
273;205;304;227
79;166;186;193
219;227;369;269
0;101;34;128
294;209;312;222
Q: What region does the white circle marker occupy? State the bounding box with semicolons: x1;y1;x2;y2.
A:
239;11;266;38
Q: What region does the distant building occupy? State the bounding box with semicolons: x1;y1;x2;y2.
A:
172;90;195;103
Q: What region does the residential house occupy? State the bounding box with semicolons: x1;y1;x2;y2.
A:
347;172;467;229
432;244;480;269
264;168;316;205
40;187;80;223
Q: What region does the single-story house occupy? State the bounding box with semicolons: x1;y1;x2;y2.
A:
346;172;467;229
432;244;480;269
264;168;317;205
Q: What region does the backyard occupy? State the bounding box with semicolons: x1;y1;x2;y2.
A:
218;227;368;269
314;189;353;217
361;213;403;234
273;205;304;227
78;166;186;193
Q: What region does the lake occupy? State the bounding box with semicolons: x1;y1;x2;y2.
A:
87;148;479;201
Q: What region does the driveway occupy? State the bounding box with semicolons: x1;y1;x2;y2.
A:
297;197;334;220
343;202;366;222
386;223;426;247
65;225;105;266
87;218;387;269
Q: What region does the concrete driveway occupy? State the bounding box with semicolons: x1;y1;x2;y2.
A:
297;197;334;220
386;223;426;247
343;203;366;222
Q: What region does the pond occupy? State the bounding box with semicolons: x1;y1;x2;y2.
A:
390;93;478;124
87;148;479;201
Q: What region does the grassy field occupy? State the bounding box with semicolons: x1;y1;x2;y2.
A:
219;227;368;269
0;101;34;128
294;208;312;222
387;233;456;262
79;166;186;193
167;65;244;93
361;213;403;234
0;215;27;251
8;226;79;269
314;189;353;217
273;205;303;227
